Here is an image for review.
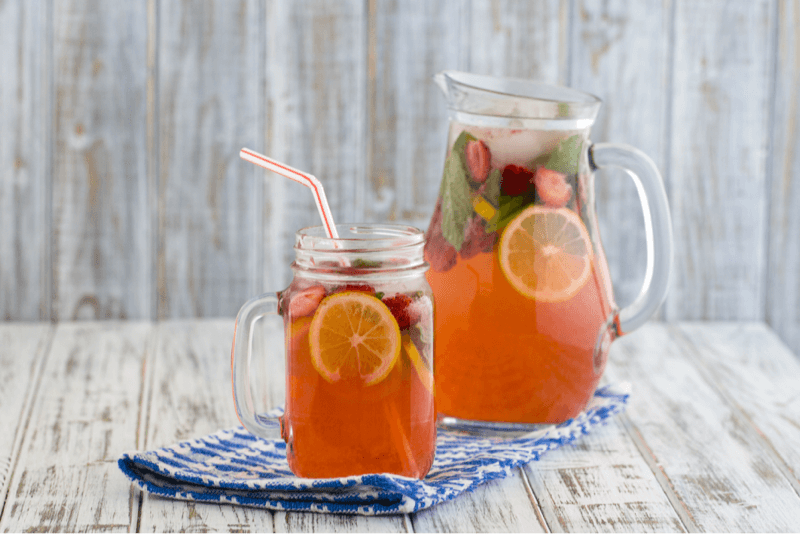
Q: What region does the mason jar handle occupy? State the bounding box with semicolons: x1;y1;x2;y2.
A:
589;143;673;334
231;292;282;439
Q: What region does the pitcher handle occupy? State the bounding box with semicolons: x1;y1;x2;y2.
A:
589;143;673;334
231;292;282;439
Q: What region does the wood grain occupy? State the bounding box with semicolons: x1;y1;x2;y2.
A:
675;322;800;492
51;0;151;321
367;0;468;230
1;0;799;378
0;324;53;517
469;0;568;83
605;322;800;531
157;0;263;319
766;0;800;358
526;418;685;532
570;0;672;314
0;0;49;321
412;470;546;532
137;320;275;532
666;0;774;322
262;0;367;292
0;322;151;533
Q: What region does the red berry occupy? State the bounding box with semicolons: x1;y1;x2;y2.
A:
534;167;573;207
465;140;491;183
501;164;534;196
424;198;458;272
288;285;327;318
460;215;497;259
382;294;417;330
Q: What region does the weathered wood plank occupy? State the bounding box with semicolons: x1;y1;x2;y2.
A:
157;0;263;319
676;322;800;492
262;0;367;291
570;0;672;314
0;324;53;518
411;470;546;532
51;0;151;321
604;322;800;531
138;320;275;532
469;0;568;83
367;0;468;230
273;512;409;533
0;0;49;321
525;418;686;532
766;0;800;358
665;0;774;321
0;322;152;533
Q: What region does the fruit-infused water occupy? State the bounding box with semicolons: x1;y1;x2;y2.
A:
425;123;618;424
276;228;435;479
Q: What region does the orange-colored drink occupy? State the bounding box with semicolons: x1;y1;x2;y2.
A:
425;124;618;424
276;225;435;478
282;297;435;478
232;224;436;479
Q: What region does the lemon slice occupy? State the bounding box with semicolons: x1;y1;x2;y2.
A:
402;335;433;395
499;205;594;302
309;292;401;385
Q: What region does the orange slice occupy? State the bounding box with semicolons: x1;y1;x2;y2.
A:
499;205;594;302
309;292;401;385
402;335;433;395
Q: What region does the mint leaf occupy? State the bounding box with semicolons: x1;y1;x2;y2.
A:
545;134;583;175
482;168;502;205
486;193;530;233
440;132;474;251
453;130;477;154
352;258;381;268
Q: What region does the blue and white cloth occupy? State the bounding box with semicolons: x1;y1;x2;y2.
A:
118;383;629;516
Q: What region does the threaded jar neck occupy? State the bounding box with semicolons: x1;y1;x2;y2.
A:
292;224;428;281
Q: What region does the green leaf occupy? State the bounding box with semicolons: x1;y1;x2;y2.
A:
453;130;477;154
482;168;502;206
352;258;381;269
544;134;583;175
486;194;530;233
440;133;474;251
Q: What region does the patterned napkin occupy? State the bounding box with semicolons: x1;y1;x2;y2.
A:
118;383;629;516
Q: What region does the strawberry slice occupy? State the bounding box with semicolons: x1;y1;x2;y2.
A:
288;285;327;318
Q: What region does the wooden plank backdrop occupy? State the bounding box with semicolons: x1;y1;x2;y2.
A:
0;0;798;357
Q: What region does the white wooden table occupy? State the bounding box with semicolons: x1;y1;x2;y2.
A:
1;320;799;532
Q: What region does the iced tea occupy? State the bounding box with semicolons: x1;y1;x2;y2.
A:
425;123;618;424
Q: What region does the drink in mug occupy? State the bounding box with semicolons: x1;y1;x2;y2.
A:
425;123;617;424
232;224;435;479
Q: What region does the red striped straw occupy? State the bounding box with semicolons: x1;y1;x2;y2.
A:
240;148;339;239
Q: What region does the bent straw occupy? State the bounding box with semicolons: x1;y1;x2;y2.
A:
240;148;339;239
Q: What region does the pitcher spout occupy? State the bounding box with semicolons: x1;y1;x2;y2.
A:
433;71;449;96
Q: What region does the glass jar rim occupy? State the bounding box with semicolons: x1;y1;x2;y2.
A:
295;223;425;252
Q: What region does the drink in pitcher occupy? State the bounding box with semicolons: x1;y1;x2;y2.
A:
426;122;617;424
232;224;435;479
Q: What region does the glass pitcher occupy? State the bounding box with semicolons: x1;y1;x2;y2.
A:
425;71;672;428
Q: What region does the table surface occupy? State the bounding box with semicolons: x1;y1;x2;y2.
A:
1;320;799;532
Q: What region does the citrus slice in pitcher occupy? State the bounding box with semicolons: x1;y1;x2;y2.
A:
309;292;401;385
499;205;594;302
